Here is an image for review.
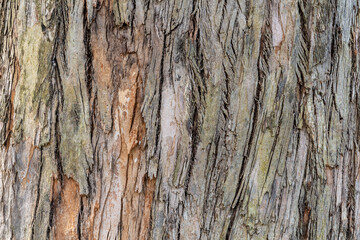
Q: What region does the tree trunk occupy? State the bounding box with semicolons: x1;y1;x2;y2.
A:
0;0;359;239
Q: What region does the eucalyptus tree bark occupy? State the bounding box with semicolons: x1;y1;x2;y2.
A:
0;0;360;239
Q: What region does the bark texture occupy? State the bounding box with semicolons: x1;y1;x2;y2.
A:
1;0;360;239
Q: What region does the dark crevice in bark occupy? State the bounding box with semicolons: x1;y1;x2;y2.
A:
53;58;64;187
54;0;66;184
177;206;182;240
185;18;203;197
130;0;136;37
153;31;166;170
83;0;96;176
3;62;17;150
116;219;121;240
327;2;338;104
54;99;64;182
147;183;155;240
296;0;311;90
129;82;139;132
298;154;312;239
222;64;231;121
48;82;63;240
84;3;93;100
347;155;355;239
47;192;55;239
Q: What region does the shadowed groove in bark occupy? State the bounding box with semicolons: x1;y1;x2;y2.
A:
154;30;166;175
184;4;203;195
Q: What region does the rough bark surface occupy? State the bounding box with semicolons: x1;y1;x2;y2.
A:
1;0;360;239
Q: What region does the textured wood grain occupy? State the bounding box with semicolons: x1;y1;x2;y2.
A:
1;0;360;239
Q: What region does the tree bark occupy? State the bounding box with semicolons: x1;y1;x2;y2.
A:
1;0;359;239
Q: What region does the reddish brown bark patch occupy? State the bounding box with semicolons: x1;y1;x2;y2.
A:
5;58;19;149
53;177;81;240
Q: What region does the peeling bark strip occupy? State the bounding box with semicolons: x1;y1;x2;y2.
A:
1;0;360;239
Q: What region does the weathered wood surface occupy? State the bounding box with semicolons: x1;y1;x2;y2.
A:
0;0;360;239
